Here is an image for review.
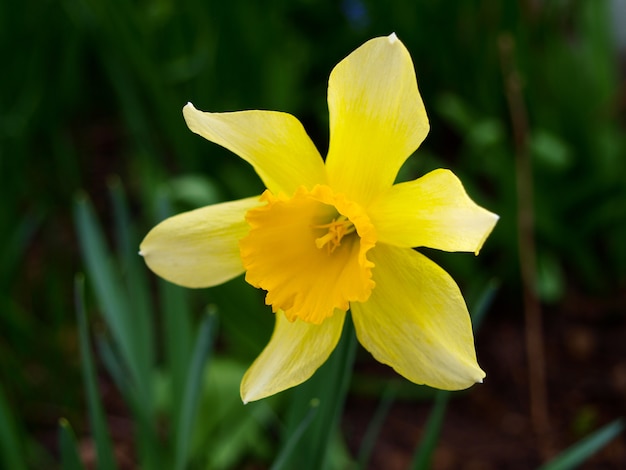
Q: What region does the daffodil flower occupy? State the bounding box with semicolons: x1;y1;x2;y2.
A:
140;34;498;403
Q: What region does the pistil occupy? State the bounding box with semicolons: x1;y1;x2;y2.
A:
314;215;356;253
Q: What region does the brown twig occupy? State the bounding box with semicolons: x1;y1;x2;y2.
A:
498;33;551;458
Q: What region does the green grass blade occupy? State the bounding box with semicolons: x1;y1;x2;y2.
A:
312;315;357;469
409;390;450;470
470;278;499;333
59;419;87;470
154;191;193;406
108;178;154;395
174;308;219;470
76;186;161;468
160;280;193;428
270;400;319;470
73;195;141;391
356;384;398;469
0;385;27;470
96;337;132;406
95;335;156;435
310;315;357;469
74;274;118;470
280;314;358;470
539;419;624;470
95;322;162;470
153;187;194;431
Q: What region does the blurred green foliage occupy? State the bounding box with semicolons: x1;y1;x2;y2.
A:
1;0;624;468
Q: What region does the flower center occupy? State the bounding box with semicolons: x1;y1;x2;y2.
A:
313;215;356;253
239;185;376;324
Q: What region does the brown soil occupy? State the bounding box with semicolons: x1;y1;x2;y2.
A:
343;290;626;469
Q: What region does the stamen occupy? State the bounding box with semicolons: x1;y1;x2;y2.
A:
313;215;356;254
240;185;376;324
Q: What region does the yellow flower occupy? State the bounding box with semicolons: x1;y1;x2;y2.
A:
140;34;498;403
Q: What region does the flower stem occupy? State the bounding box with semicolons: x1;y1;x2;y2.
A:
498;33;551;457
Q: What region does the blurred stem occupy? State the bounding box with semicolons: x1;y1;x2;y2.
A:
410;390;450;470
356;383;397;469
280;314;357;470
270;400;319;470
498;33;550;455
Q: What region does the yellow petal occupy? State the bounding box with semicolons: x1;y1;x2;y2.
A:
241;310;346;403
350;244;485;390
140;196;260;288
368;169;499;254
240;185;375;324
325;34;429;205
183;103;326;196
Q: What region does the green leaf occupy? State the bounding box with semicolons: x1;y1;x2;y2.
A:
74;191;155;447
160;280;193;427
174;309;219;470
73;195;142;393
108;178;154;390
270;400;319;470
539;419;624;470
59;419;86;470
279;314;357;470
74;275;118;470
0;385;27;470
